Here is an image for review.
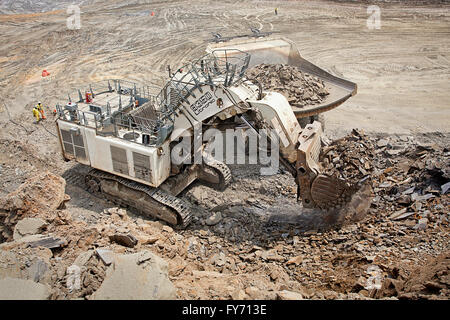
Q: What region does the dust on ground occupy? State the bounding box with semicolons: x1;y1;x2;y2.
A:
0;0;449;300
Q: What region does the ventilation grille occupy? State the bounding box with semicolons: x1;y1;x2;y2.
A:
110;145;129;175
133;152;151;181
61;129;74;155
60;128;86;160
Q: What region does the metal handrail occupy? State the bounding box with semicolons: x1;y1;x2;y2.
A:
153;49;250;118
57;49;251;147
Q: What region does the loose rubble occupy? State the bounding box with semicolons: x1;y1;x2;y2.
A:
109;233;138;248
321;129;375;186
399;252;449;300
246;64;329;107
277;290;305;300
0;132;448;300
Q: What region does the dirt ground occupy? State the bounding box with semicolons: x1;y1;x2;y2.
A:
1;0;449;138
0;0;449;300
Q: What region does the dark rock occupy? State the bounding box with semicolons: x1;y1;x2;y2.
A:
109;233;138;248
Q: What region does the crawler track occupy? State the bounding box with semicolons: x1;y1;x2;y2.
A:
86;169;193;228
202;155;232;191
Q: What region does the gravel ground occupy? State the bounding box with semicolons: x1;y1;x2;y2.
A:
0;0;449;300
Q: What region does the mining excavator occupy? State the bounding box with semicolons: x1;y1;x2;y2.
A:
55;36;363;228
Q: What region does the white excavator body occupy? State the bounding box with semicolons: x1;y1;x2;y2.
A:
55;36;366;228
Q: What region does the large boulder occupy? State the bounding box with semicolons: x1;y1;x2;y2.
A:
0;277;51;300
276;290;305;300
0;171;66;213
92;251;176;300
13;218;47;240
0;246;53;284
0;171;66;241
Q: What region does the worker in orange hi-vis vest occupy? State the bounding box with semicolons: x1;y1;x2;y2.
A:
36;102;46;119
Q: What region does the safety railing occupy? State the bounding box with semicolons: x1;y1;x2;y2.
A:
57;107;101;129
66;79;160;107
154;49;250;119
57;50;250;146
56;97;172;147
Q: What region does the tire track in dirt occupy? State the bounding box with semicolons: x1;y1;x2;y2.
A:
1;0;449;135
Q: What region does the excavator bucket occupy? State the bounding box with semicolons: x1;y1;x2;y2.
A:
207;36;357;122
208;37;371;219
295;121;373;222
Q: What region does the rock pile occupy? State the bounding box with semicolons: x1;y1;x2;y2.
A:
399;251;449;299
369;134;449;228
181;132;449;300
321;129;376;186
0;132;448;300
246;64;329;107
